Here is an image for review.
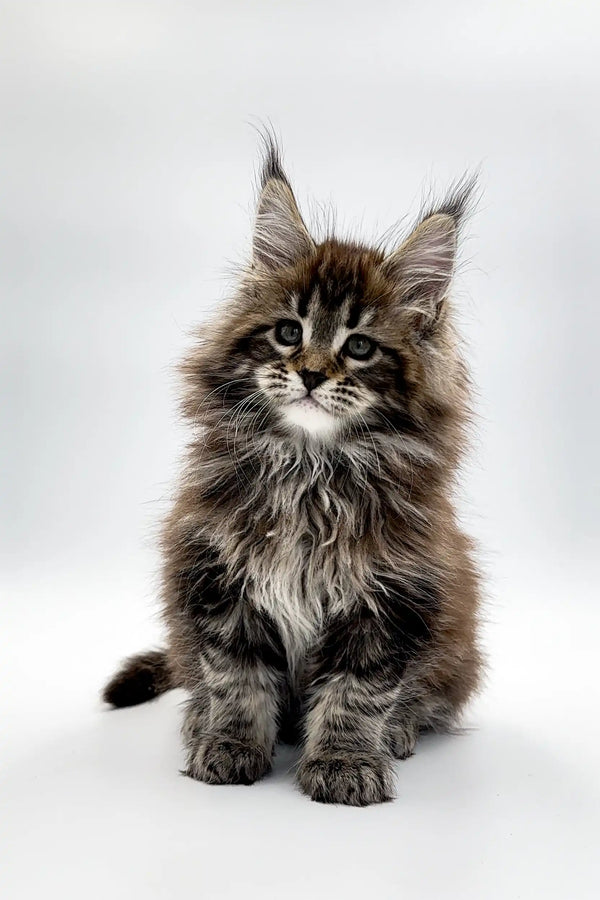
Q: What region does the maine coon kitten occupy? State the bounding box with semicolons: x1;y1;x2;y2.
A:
104;142;483;806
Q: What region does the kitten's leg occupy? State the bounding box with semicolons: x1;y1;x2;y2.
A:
298;592;435;806
388;708;419;760
166;539;287;786
184;644;285;786
298;613;399;806
298;673;398;805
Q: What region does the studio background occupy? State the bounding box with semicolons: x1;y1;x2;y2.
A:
2;2;599;898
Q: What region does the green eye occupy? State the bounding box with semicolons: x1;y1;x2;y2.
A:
275;319;303;346
345;334;375;360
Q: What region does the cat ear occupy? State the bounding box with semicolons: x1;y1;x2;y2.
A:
252;150;315;271
381;213;457;332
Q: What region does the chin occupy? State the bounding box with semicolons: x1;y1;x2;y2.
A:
281;397;340;440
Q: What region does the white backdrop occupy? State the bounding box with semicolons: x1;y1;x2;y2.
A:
2;3;599;899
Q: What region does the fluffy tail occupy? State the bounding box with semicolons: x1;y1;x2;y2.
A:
103;650;174;708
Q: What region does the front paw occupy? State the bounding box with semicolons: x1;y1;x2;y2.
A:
297;751;394;806
186;735;271;786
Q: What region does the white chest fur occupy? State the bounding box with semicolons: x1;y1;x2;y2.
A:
245;521;328;666
208;443;378;670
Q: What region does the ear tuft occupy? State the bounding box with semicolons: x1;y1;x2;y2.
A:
380;175;477;333
253;140;315;271
381;213;457;331
258;132;288;187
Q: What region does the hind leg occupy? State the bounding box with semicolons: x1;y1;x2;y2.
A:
389;714;420;760
386;694;458;760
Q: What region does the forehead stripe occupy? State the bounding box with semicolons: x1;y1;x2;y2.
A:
346;299;362;330
297;289;311;318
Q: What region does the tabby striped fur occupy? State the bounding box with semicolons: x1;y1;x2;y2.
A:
104;139;483;806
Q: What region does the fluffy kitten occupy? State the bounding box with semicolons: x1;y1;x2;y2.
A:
104;142;483;806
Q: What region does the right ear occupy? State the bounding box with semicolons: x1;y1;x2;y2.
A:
252;148;315;270
379;213;457;333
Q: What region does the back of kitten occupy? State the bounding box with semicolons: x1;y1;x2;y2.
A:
104;139;483;805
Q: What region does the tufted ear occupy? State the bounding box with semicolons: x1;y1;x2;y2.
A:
252;148;315;271
381;213;457;332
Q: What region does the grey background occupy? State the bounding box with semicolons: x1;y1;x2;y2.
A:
2;3;599;899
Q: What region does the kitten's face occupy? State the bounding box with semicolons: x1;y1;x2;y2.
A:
262;313;374;439
248;248;409;442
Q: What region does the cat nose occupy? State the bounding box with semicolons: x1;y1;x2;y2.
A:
299;369;327;393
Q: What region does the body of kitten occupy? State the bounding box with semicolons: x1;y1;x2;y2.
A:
104;142;483;805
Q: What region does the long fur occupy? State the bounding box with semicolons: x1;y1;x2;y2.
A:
104;140;483;806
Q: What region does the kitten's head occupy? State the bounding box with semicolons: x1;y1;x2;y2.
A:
185;143;473;453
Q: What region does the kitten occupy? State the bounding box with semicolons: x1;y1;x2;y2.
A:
104;141;483;806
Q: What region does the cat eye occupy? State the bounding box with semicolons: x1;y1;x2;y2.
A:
275;319;303;346
344;334;375;360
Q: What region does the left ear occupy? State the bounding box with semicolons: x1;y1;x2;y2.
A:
380;213;457;331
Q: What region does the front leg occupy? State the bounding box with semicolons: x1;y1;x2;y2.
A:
298;674;397;805
171;541;287;786
185;640;285;785
298;593;434;805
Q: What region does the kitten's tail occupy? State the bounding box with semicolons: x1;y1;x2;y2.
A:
103;650;174;708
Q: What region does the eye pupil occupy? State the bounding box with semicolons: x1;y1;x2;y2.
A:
346;334;374;359
275;319;302;346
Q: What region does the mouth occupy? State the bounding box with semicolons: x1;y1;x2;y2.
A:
289;395;326;412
